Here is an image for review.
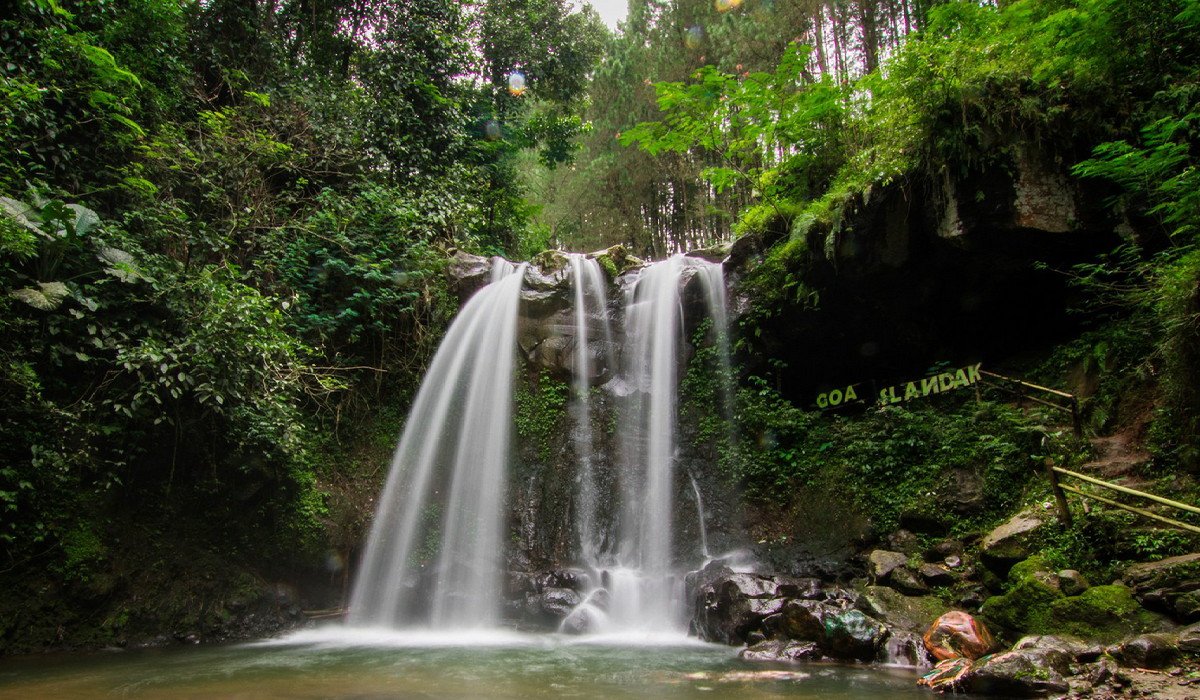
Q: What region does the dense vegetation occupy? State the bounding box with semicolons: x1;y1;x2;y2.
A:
3;0;1200;650
0;0;606;646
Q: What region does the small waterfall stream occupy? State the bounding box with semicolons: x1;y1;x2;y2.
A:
348;253;731;635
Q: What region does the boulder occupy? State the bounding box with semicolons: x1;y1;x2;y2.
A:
1126;553;1200;588
538;587;581;618
1125;553;1200;623
886;529;922;555
923;611;995;661
1013;634;1103;662
1172;588;1200;621
1057;569;1090;597
1178;621;1200;653
857;585;949;634
937;468;987;516
925;539;965;563
536;568;590;591
956;585;988;611
979;557;1064;638
1048;584;1173;643
740;639;822;662
821;608;888;661
980;510;1048;567
918;563;956;587
879;630;931;667
688;563;786;644
867;550;909;581
763;599;827;641
886;566;931;596
917;657;972;691
446;250;494;300
775;577;824;600
559;604;596;635
724;233;763;274
1115;632;1181;669
963;648;1071;696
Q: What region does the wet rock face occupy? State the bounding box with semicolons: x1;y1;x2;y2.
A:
733;135;1124;412
688;563;784;645
686;562;893;663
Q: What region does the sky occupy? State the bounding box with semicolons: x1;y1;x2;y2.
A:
579;0;629;30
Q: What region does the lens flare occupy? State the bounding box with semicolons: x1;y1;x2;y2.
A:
484;120;502;140
714;0;743;10
507;71;527;96
685;24;704;49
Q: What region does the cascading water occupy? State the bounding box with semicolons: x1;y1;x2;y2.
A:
567;254;613;565
603;255;687;631
347;263;527;629
348;252;732;636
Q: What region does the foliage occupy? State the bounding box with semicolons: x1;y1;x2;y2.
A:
514;370;570;461
621;42;848;221
692;355;1043;533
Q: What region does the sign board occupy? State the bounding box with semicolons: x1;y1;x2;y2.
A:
814;363;983;410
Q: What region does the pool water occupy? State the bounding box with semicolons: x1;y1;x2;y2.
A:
0;627;938;699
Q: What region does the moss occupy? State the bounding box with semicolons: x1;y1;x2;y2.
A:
1050;585;1165;643
859;585;950;634
591;244;643;281
514;370;569;461
979;556;1064;638
531;249;570;274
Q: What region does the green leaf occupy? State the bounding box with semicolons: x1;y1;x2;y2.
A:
10;281;70;310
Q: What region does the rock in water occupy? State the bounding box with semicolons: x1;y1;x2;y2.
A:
822;608;887;661
740;639;822;662
923;611;995;661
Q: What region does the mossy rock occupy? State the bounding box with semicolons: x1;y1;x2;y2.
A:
857;585;950;634
590;245;643;280
979;557;1064;638
1049;585;1171;643
531;250;570;274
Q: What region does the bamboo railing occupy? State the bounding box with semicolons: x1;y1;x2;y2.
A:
1047;465;1200;534
978;370;1082;438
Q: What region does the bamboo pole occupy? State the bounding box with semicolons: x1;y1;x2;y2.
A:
980;370;1076;400
980;379;1074;413
1051;466;1200;516
1058;484;1200;535
1045;463;1073;527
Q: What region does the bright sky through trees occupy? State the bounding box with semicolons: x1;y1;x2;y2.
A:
580;0;627;29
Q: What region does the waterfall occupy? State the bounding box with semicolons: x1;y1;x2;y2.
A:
603;254;686;631
348;252;731;636
347;263;527;629
568;254;613;565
